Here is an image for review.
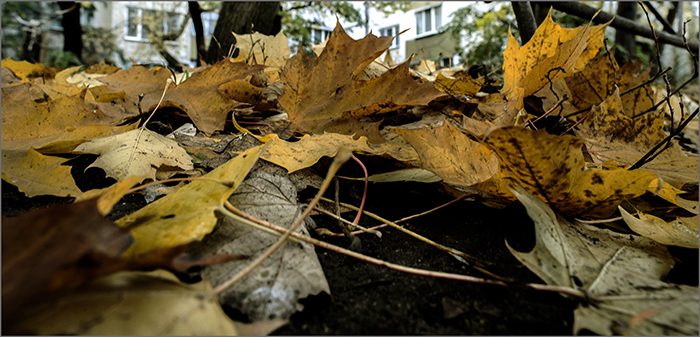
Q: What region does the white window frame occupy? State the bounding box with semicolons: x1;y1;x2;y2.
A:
310;27;332;44
415;5;442;38
125;7;182;42
379;25;400;49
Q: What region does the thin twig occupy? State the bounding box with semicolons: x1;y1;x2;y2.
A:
313;206;381;237
639;1;676;132
337;193;477;236
124;78;173;180
629;107;699;170
220;200;587;300
318;196;490;269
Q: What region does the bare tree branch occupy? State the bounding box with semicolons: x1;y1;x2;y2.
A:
641;1;676;35
548;2;698;51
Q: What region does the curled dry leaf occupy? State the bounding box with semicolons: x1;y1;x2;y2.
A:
619;206;699;248
507;185;699;336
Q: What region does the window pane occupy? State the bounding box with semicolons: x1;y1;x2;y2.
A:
416;12;423;35
127;8;138;37
424;10;431;32
435;6;442;29
167;13;179;35
142;9;155;38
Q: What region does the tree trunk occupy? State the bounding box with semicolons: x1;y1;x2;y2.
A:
189;1;205;66
511;2;538;45
58;2;82;61
204;1;282;65
530;2;550;26
614;2;638;64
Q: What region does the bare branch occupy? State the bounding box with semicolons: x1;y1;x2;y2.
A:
549;2;698;51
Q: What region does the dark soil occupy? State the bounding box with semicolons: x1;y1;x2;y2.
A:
3;151;698;335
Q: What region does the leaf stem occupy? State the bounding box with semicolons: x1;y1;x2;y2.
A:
351;153;368;225
221;200;587;300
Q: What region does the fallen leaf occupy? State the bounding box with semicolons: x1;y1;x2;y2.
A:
574;87;698;187
190;171;329;321
647;178;699;214
483;126;657;218
7;270;238;335
279;21;443;137
74;174;148;215
506;185;699;336
1;86;134;152
73;128;194;182
233;117;418;173
434;72;481;98
1;148;82;197
231;30;290;69
564;53;618;110
115;144;267;257
1;57;57;80
99;60;266;135
1;198;133;324
619;206;699;248
388;116;498;188
501;9;609;99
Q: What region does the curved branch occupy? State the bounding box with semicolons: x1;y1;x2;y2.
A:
549;2;698;51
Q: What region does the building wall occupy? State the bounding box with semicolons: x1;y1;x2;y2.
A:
344;2;472;66
97;1;190;68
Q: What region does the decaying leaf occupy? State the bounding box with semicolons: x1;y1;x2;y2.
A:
501;8;609;100
574;87;698;188
7;270;239;335
1;198;133;324
190;170;329;321
1;85;135;152
73;128;194;183
506;185;699;336
235;118;419;173
1;148;82;197
115;144;267;257
619;206;699;248
483;126;657;218
1;57;57;80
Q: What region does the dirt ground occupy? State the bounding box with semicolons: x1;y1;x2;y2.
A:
3;152;698;335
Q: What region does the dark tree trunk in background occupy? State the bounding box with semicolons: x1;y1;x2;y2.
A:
58;1;82;60
511;2;538;45
204;1;282;65
530;2;549;26
189;1;205;66
614;2;639;64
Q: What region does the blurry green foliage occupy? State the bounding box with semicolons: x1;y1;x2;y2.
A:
441;3;517;74
281;1;408;53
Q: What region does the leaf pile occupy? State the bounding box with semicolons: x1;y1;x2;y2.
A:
2;11;698;335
